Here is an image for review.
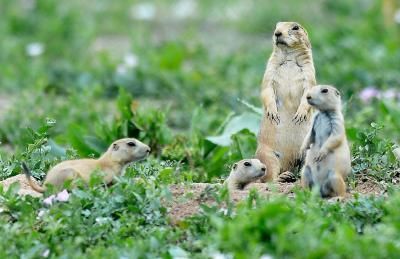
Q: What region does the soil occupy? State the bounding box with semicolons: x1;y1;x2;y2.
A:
166;178;389;223
0;174;42;197
0;174;391;223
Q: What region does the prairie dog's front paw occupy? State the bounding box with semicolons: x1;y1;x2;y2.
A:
266;107;280;125
292;108;308;124
278;171;297;183
314;149;328;162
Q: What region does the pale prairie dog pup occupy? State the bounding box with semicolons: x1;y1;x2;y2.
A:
23;138;151;193
225;159;267;190
256;22;316;182
300;85;351;198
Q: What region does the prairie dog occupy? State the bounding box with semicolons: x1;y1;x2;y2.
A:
23;138;151;193
300;85;351;198
224;159;267;190
256;22;316;182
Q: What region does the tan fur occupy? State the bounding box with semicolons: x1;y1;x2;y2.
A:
256;22;316;182
224;159;267;191
300;85;351;198
23;138;150;193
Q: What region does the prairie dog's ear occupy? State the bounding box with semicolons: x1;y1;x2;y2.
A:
273;151;282;159
335;89;341;97
113;143;119;151
232;163;238;170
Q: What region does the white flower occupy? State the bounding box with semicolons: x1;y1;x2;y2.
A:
394;9;400;24
260;255;274;259
26;42;44;57
173;0;197;19
124;53;139;68
41;249;50;258
43;189;70;206
116;53;139;75
219;208;228;216
131;3;156;20
43;195;56;206
37;209;46;218
95;217;110;225
55;189;70;202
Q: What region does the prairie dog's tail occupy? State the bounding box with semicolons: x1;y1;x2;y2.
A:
22;163;45;193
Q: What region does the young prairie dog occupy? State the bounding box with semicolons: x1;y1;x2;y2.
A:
300;85;351;198
23;138;151;193
224;159;267;191
256;22;316;182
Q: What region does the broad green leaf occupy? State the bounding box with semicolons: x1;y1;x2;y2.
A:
206;112;260;146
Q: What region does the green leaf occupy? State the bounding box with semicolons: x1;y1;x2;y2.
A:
158;168;174;184
206;112;261;146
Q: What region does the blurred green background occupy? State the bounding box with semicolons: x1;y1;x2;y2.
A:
0;0;399;180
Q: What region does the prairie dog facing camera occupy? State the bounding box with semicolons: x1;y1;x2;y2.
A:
256;21;316;182
23;138;151;193
300;85;351;198
225;159;267;191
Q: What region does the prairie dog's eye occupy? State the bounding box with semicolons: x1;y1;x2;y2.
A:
292;25;299;30
127;142;136;147
244;162;252;167
321;89;329;93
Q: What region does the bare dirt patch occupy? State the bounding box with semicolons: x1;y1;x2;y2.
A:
0;174;42;197
352;179;386;196
166;178;391;222
166;182;296;223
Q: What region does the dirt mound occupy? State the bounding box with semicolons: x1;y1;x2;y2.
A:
166;180;388;223
0;174;42;197
166;182;296;223
353;180;386;196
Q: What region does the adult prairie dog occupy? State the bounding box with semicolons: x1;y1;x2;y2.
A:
300;85;351;198
23;138;151;193
225;159;267;191
256;21;316;182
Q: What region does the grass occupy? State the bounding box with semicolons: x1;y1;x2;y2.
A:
0;0;400;257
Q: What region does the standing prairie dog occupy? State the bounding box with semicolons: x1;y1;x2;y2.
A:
256;22;316;182
224;159;267;191
23;138;151;193
300;85;351;198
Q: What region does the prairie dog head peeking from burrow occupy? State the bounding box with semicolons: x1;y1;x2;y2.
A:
225;159;267;190
273;22;311;49
102;138;151;164
306;85;342;112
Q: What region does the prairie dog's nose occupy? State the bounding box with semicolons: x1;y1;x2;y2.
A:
307;95;312;100
147;148;151;153
275;31;282;37
261;167;266;172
